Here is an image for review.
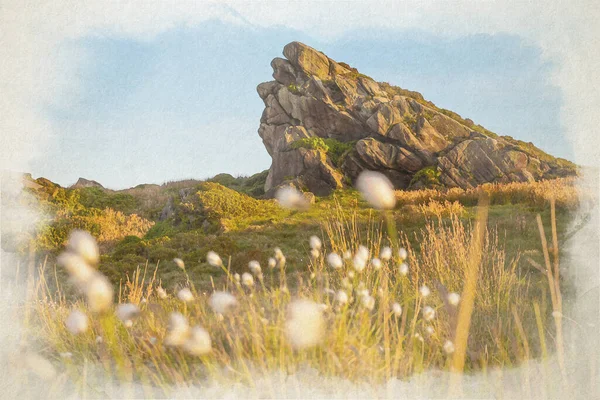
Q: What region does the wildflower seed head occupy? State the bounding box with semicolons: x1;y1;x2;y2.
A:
361;294;376;311
327;252;343;269
173;258;185;269
309;235;322;250
392;302;402;317
206;251;222;267
248;260;261;275
242;272;254;287
380;246;392;261
84;274;113;313
398;248;408;261
268;257;277;269
425;326;435;336
356;170;396;210
347;270;355;279
353;255;367;272
275;186;309;210
209;291;237;315
165;312;190;347
356;245;369;261
183;326;212;356
177;288;194;302
285;299;325;349
278;256;286;269
115;303;140;324
67;230;99;265
336;290;349;304
234;273;241;282
156;286;168;299
310;248;320;260
343;250;352;260
443;340;455;354
65;310;88;334
58;252;95;286
95;336;103;344
371;258;382;270
419;285;431;298
447;292;460;306
274;247;284;260
399;263;409;276
423;306;436;321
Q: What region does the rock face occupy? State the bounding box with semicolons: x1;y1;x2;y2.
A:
257;42;577;195
71;177;104;189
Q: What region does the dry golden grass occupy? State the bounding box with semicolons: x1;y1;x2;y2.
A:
19;197;570;397
395;177;585;210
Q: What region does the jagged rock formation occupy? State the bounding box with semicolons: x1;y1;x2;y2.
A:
257;42;577;195
71;177;104;189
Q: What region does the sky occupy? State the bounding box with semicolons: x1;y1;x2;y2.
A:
26;21;563;189
2;1;598;191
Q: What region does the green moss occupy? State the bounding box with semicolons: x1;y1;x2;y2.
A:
290;137;354;167
287;83;300;94
409;166;441;188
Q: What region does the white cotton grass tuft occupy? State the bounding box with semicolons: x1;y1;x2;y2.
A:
57;252;95;286
285;299;325;349
67;230;99;265
361;294;376;311
206;251;222;267
336;290;349;305
268;257;277;269
398;247;408;261
84;274;114;312
156;286;168;299
233;273;241;283
65;310;88;334
327;252;343;269
310;248;320;260
356;245;369;261
422;306;436;321
399;263;409;276
353;255;367;272
209;291;237;315
275;186;309;210
115;303;140;324
309;235;322;250
443;340;455;354
183;326;212;356
242;272;254;287
248;260;261;275
173;258;185;269
448;292;461;306
342;250;352;260
392;302;402;317
380;246;392;261
425;326;435;336
371;258;382;270
165;312;190;347
356;170;397;210
177;288;194;302
419;285;431;298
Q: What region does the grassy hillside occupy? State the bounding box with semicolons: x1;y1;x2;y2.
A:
15;173;597;396
22;174;585;294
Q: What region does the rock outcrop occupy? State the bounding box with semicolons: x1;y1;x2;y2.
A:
257;41;576;195
71;177;104;189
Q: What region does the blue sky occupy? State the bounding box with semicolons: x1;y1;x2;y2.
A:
32;20;569;189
